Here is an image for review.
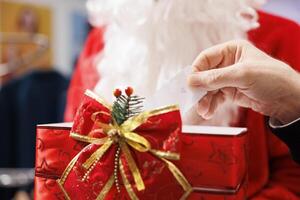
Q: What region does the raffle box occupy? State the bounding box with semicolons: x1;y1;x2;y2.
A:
34;123;247;200
180;126;248;199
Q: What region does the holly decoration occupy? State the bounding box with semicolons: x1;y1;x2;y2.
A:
113;89;122;98
112;87;144;125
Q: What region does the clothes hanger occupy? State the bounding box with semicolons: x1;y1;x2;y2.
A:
0;32;49;77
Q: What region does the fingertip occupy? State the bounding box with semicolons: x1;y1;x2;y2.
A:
202;91;225;120
197;93;213;117
197;102;207;117
191;64;200;72
192;54;209;72
203;103;217;120
187;73;201;86
187;74;194;86
202;112;213;120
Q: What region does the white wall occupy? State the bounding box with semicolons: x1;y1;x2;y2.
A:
3;0;87;76
262;0;300;23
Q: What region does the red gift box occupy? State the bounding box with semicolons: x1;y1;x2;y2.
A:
34;124;247;200
34;91;247;199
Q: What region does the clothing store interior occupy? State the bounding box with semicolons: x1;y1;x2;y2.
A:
0;0;300;199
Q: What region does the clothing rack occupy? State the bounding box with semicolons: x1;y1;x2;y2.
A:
0;168;34;188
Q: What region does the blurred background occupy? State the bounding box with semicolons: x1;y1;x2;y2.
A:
0;0;299;199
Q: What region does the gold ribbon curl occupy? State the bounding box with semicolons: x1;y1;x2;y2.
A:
57;90;192;199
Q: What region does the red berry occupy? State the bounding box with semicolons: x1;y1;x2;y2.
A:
125;87;134;96
113;89;122;97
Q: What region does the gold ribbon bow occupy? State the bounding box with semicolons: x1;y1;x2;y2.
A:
57;90;193;200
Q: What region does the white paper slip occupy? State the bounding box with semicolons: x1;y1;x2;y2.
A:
144;66;206;115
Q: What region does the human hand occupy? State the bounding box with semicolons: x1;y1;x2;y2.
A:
188;40;300;124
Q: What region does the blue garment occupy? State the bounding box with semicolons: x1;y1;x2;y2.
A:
0;70;68;199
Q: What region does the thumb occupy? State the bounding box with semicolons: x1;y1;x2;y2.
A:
188;64;245;91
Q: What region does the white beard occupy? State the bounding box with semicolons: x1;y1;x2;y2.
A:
89;0;260;126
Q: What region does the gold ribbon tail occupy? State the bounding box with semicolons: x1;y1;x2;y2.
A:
119;160;139;200
120;141;145;191
96;174;115;200
180;188;194;200
161;158;192;192
150;149;180;160
83;139;114;169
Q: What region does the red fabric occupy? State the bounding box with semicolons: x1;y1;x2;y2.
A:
65;94;183;199
34;123;248;199
64;11;300;199
36;93;188;199
34;125;82;199
248;11;300;70
64;27;104;121
245;11;300;199
180;129;247;193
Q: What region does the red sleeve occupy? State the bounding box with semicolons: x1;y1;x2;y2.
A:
248;11;300;199
64;27;104;121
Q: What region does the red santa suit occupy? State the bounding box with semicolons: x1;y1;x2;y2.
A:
64;27;104;121
64;11;300;199
245;11;300;199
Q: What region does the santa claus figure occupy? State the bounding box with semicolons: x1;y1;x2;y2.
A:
65;0;300;199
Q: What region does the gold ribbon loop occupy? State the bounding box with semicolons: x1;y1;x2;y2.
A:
122;131;151;152
94;121;115;134
70;133;108;145
91;111;111;122
121;112;151;132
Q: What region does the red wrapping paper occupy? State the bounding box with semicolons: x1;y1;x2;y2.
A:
179;126;248;199
35;92;188;199
34;124;81;199
61;94;185;199
34;126;247;200
34;92;248;200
